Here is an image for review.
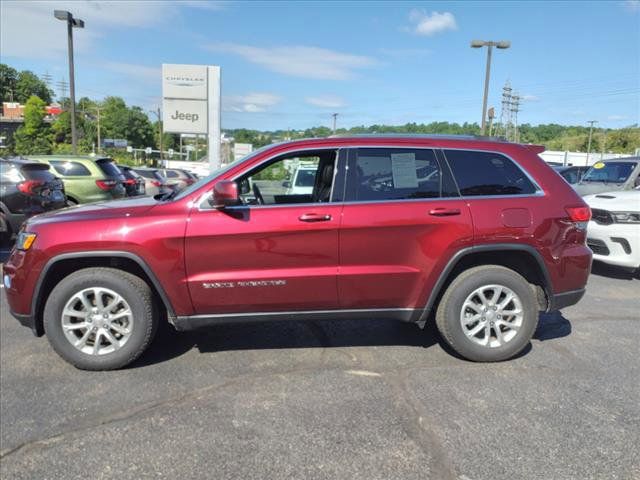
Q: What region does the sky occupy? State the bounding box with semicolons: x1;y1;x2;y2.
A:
1;0;639;131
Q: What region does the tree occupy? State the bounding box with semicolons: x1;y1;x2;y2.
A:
13;96;52;154
0;63;18;104
15;71;52;104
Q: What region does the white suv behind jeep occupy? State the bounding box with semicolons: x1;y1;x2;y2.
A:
585;190;640;271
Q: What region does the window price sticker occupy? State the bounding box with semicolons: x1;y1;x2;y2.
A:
391;153;419;188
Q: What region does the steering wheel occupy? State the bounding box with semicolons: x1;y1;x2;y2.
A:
252;182;265;205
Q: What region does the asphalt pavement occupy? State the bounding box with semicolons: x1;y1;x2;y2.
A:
1;261;638;480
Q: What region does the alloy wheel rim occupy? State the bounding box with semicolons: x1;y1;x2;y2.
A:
460;284;524;348
61;287;134;356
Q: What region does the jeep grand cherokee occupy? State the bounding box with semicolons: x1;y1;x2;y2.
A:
3;135;592;370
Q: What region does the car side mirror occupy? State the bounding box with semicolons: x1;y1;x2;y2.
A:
282;180;291;188
210;180;238;208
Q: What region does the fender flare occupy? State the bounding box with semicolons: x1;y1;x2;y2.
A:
420;243;554;321
32;251;176;334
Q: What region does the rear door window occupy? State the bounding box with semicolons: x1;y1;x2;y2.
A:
96;159;123;178
50;160;91;176
20;163;56;182
443;150;537;196
347;148;458;201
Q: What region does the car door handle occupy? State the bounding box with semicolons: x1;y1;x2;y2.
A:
299;213;332;222
429;208;461;217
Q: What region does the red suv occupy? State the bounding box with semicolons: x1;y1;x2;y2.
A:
3;136;592;370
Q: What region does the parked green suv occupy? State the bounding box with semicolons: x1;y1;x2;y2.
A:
27;156;126;204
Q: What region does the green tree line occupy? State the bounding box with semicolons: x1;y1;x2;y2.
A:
2;62;638;160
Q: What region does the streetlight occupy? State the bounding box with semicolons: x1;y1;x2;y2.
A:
54;10;84;154
471;40;510;135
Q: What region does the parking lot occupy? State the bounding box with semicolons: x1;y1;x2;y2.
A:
0;261;638;480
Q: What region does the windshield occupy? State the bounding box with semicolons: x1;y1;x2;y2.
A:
581;162;637;183
172;145;271;201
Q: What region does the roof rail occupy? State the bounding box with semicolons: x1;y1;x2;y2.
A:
326;133;509;142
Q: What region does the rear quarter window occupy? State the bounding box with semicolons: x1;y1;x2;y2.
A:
444;150;537;196
96;160;123;177
20;164;56;182
50;160;92;177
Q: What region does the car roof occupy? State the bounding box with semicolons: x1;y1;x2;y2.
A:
599;156;639;163
26;155;112;162
1;157;51;167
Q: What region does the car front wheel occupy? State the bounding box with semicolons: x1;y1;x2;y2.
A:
44;268;157;370
436;265;539;362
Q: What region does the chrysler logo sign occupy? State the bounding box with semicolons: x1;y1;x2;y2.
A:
162;64;208;100
164;75;206;87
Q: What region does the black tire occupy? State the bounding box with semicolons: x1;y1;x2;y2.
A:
435;265;538;362
66;197;78;206
44;268;157;370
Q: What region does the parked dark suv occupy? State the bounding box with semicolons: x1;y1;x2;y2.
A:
117;165;146;197
0;158;66;246
4;135;592;370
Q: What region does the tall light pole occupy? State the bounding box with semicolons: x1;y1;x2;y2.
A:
332;113;338;133
586;120;597;166
54;10;84;154
471;40;510;135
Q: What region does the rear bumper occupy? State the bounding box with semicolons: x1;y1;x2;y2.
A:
549;288;586;311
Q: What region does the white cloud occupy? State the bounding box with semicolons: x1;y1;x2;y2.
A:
305;95;346;109
0;1;211;60
623;0;640;11
205;43;379;80
521;94;539;101
406;10;457;36
607;114;629;121
225;92;281;113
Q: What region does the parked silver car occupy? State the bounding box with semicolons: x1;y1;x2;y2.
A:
133;168;175;197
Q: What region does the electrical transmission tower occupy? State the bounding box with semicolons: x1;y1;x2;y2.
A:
499;81;513;140
510;93;521;143
41;72;53;89
56;78;69;100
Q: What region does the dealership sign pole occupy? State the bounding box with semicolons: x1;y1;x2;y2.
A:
162;64;221;173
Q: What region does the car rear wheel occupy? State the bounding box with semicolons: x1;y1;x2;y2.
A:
435;265;538;362
44;268;157;370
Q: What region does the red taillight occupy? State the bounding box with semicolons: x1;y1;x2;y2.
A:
186;178;195;185
17;180;45;194
151;180;162;187
96;179;117;191
124;179;136;185
565;206;591;222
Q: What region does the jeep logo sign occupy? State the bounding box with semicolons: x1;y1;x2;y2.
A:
161;63;221;171
163;99;208;134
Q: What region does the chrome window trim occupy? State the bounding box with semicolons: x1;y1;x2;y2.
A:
440;146;544;196
196;146;342;211
194;143;545;211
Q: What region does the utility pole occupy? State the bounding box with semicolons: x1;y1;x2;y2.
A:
95;105;102;154
471;40;511;135
586;120;597;166
332;113;338;133
54;10;84;154
487;107;495;137
149;108;163;167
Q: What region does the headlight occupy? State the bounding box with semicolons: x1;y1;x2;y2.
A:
612;212;640;224
15;232;37;250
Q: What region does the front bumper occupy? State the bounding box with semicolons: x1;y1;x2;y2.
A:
587;220;640;269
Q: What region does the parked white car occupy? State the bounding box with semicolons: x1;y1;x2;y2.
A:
584;191;640;271
284;164;317;195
